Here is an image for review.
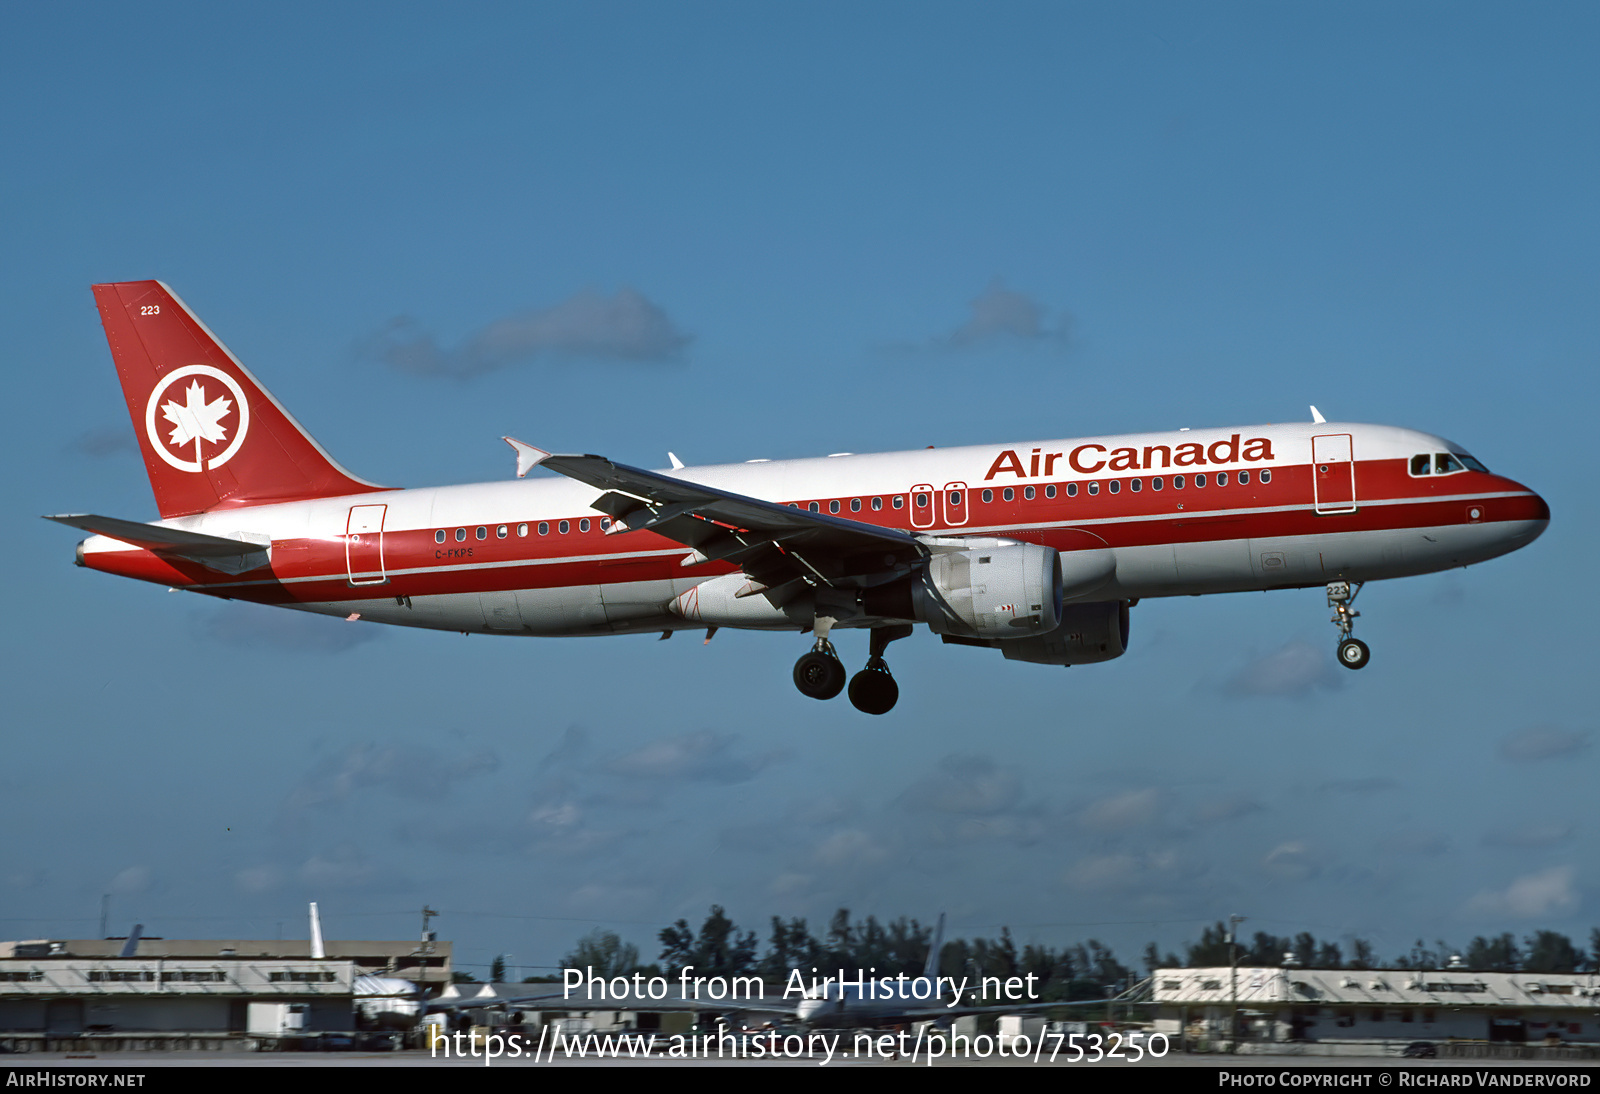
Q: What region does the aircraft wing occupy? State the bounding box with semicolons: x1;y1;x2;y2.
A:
522;445;927;599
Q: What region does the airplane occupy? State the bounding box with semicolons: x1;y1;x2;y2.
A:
795;913;967;1026
50;281;1549;715
791;914;1113;1028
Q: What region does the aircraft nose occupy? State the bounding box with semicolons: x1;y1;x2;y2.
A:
1496;483;1549;551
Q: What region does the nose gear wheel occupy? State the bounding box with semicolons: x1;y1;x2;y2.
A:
1327;581;1370;670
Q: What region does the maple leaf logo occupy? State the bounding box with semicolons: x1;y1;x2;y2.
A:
161;380;232;451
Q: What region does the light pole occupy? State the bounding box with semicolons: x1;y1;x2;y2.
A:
1229;914;1246;1053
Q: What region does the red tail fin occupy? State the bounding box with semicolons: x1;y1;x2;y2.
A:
93;281;386;518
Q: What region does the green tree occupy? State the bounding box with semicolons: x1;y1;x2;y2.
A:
1142;942;1180;974
490;954;507;982
1347;939;1376;969
1464;933;1519;971
566;929;641;977
1185;922;1234;966
1522;931;1581;973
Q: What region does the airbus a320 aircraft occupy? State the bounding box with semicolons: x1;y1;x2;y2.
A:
52;282;1549;714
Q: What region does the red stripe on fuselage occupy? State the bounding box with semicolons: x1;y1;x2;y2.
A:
82;460;1543;604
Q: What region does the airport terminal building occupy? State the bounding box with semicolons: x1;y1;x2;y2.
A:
1154;966;1600;1051
0;935;449;1048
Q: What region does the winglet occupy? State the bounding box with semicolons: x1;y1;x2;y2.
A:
1310;405;1327;424
668;452;685;470
503;437;550;478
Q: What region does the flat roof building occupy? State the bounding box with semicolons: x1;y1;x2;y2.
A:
1153;966;1600;1055
2;937;451;990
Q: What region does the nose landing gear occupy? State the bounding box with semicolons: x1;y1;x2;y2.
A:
1327;581;1370;670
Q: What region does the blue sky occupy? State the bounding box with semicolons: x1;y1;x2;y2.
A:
4;2;1595;980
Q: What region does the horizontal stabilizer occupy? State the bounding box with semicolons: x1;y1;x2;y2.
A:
45;514;268;559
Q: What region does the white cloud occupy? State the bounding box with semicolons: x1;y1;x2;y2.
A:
108;866;152;894
1080;788;1167;832
285;741;499;813
1482;822;1576;849
370;288;691;377
1222;641;1342;698
947;279;1067;346
1262;841;1323;882
811;828;892;869
1497;727;1590;763
234;865;283;894
605;731;784;784
901;755;1022;816
1064;849;1191;895
1467;866;1579;919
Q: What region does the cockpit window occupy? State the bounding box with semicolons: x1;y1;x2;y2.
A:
1411;451;1484;477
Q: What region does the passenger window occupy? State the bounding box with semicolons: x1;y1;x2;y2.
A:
1238;471;1249;485
1024;485;1035;500
1003;487;1015;502
850;498;861;512
808;502;820;512
1130;478;1141;492
893;496;904;509
456;528;466;542
871;497;882;510
579;518;590;532
1174;476;1185;489
600;518;610;530
948;491;962;507
435;530;445;544
559;520;569;534
517;523;528;537
538;522;549;535
1088;482;1099;495
981;489;993;503
829;500;840;514
477;526;488;539
1152;477;1163;491
497;525;508;538
1066;483;1078;497
1109;480;1120;494
1217;472;1228;486
914;493;929;508
1260;469;1271;484
1045;484;1056;499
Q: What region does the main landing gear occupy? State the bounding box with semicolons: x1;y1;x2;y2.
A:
792;621;911;714
1327;581;1370;670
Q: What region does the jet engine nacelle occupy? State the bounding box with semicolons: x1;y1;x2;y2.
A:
910;542;1064;639
996;600;1131;665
